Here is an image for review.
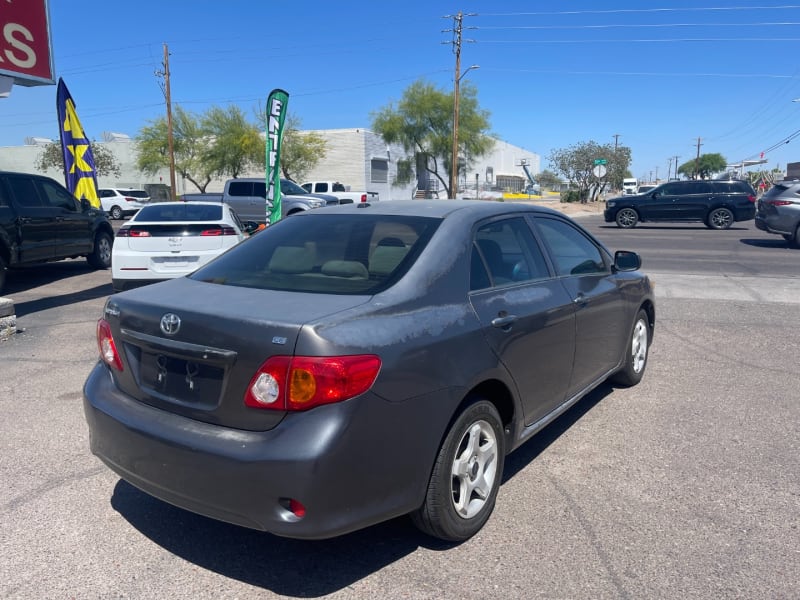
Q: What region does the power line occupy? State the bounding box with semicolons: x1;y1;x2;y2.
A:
478;6;800;17
477;22;800;30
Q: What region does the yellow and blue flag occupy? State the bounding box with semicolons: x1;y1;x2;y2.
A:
56;78;100;208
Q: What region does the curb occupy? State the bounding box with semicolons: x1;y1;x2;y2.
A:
0;297;16;341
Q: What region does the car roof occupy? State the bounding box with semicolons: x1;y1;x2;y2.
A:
308;199;565;219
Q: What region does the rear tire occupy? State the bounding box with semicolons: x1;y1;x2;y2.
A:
792;225;800;248
411;399;505;542
707;207;734;230
87;232;112;269
615;208;638;228
611;309;650;387
109;205;123;220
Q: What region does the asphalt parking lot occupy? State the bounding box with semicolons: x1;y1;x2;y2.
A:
1;224;798;599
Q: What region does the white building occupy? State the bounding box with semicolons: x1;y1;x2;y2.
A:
0;129;541;200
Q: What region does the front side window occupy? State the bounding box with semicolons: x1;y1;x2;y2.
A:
535;218;608;277
38;180;79;211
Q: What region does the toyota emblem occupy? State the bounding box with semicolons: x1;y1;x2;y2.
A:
160;313;181;336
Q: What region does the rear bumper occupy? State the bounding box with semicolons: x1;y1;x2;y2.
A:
755;215;793;235
82;363;438;539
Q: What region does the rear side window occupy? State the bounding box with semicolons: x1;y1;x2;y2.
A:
190;214;441;294
7;177;42;207
471;217;550;290
227;181;253;197
124;190;149;199
332;183;346;192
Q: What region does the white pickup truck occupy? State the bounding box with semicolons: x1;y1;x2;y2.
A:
301;180;380;203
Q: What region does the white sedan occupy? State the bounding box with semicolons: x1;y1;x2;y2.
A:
112;201;254;292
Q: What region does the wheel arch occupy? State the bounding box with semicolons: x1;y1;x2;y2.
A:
445;378;516;454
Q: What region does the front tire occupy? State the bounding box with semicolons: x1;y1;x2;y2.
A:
611;309;650;387
86;232;112;269
109;205;123;220
615;208;639;228
707;207;734;230
411;399;505;542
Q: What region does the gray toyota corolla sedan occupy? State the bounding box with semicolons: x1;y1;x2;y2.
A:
83;200;655;542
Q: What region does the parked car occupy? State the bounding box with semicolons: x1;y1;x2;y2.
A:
279;178;340;205
98;188;150;220
84;200;655;542
180;178;331;223
301;180;380;203
604;179;757;229
111;201;255;292
755;179;800;247
0;171;113;295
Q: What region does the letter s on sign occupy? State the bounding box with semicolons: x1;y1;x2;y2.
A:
3;23;37;69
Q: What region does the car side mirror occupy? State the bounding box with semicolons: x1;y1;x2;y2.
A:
80;198;92;212
614;250;641;272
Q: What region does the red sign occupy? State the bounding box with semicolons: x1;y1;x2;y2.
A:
0;0;54;85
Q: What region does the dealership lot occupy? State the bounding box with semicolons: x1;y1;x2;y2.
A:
1;221;798;599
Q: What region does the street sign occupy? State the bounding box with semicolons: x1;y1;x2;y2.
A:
593;159;607;165
592;165;607;178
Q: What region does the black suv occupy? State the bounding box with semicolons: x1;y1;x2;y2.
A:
604;179;757;229
0;171;115;294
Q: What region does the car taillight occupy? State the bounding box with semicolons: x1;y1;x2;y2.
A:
766;199;793;206
245;355;381;411
201;226;237;236
748;195;756;203
97;319;123;371
115;229;150;238
359;194;367;203
123;196;138;203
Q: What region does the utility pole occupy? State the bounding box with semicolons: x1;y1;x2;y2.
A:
694;137;703;180
673;155;680;179
443;12;476;199
157;43;177;200
613;133;620;150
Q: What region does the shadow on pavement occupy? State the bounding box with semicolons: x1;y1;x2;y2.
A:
739;238;796;249
108;382;615;595
13;283;112;317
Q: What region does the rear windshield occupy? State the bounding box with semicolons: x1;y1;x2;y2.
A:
763;183;798;197
134;204;223;222
124;190;150;199
190;213;441;294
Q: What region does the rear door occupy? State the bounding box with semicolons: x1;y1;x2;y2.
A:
224;181;265;221
468;216;576;426
4;174;56;263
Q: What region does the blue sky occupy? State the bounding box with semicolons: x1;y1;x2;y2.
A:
3;1;800;182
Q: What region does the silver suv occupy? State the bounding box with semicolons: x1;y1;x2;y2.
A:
755;180;800;247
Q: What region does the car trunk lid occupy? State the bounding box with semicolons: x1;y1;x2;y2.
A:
102;277;371;431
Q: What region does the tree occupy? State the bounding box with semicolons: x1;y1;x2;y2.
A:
677;153;727;180
35;141;122;178
548;141;631;203
202;106;263;179
136;106;214;192
251;109;329;181
536;169;562;190
371;79;493;198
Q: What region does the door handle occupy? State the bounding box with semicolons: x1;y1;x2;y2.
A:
573;293;588;305
491;315;517;328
